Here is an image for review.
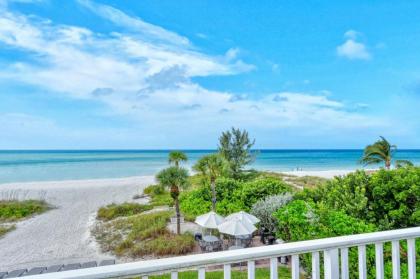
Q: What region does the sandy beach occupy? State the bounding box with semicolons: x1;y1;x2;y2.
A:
282;169;355;179
0;169;354;271
0;176;154;271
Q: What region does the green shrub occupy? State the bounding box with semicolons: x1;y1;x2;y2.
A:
144;184;165;195
238;177;292;210
180;176;292;218
0;200;49;221
97;203;153;221
296;167;420;230
275;200;376;279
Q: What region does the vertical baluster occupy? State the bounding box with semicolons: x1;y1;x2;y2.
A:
291;255;300;279
375;242;384;279
248;260;255;279
392;240;400;279
311;252;320;279
223;264;231;279
341;248;349;279
142;276;148;279
407;239;416;279
358;245;367;279
171;271;178;279
324;248;339;279
198;267;206;279
270;257;278;279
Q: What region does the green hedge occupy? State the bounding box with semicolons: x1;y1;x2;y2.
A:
295;167;420;230
180;177;292;218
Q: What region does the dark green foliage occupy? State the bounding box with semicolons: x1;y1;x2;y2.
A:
218;127;256;178
0;200;49;221
97;203;153;221
275;200;376;279
180;176;292;218
296;167;420;230
168;151;188;167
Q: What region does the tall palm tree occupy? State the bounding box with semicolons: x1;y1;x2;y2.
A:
360;136;401;169
156;166;190;234
168;151;188;168
193;154;229;211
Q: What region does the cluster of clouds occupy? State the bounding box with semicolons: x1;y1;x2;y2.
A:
337;30;371;60
0;0;388;147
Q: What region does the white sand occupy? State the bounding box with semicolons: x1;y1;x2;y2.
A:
0;176;154;271
281;169;354;179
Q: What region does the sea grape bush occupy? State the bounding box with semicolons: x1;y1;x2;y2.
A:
275;200;376;278
296;167;420;230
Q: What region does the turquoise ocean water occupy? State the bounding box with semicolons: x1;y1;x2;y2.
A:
0;150;419;184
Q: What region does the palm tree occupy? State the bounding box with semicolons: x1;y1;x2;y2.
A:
193;154;229;211
360;136;412;169
168;151;188;168
156;166;189;234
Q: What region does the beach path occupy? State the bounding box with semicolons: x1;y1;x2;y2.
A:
0;176;154;271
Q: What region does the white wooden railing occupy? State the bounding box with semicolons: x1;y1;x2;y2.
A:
26;227;419;279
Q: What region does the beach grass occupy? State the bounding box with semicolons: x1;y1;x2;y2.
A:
0;224;15;237
93;210;195;257
258;171;327;189
97;203;153;221
143;185;173;206
0;200;50;222
132;266;299;279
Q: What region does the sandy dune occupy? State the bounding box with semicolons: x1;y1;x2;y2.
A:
0;176;154;271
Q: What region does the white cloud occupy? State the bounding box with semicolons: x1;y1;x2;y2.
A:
337;30;371;60
77;0;189;46
0;2;388;148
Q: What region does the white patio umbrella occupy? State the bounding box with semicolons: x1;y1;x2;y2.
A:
195;211;225;229
217;218;257;236
225;211;260;225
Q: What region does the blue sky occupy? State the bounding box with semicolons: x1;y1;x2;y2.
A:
0;0;419;149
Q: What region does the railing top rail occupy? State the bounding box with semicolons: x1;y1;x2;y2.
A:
24;227;420;279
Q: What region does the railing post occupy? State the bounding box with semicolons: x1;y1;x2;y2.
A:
223;264;231;279
324;248;339;279
198;267;206;279
270;257;278;279
392;240;400;279
341;248;349;279
248;260;255;279
291;255;300;279
142;276;148;279
358;245;367;279
312;252;320;279
171;271;178;279
407;238;416;279
375;242;384;279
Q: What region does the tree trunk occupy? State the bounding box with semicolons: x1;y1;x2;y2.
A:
385;159;391;170
175;196;181;235
211;177;216;211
